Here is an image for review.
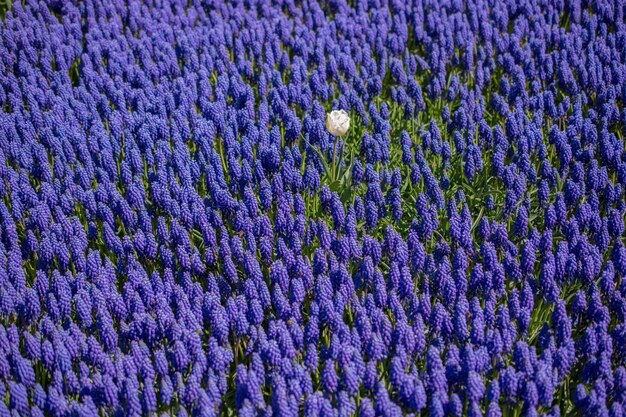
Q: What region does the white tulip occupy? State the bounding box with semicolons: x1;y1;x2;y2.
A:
326;109;350;136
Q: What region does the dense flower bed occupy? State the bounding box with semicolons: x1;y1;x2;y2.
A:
1;0;626;416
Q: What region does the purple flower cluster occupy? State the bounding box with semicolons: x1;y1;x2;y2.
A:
0;0;626;416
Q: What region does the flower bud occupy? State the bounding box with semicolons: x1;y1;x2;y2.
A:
326;109;350;136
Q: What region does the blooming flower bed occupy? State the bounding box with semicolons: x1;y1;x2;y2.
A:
0;0;626;416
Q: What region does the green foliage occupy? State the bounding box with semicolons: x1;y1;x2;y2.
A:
0;0;11;21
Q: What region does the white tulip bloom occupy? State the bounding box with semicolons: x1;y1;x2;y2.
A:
326;109;350;136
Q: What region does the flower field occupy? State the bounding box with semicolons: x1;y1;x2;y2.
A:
1;0;626;416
